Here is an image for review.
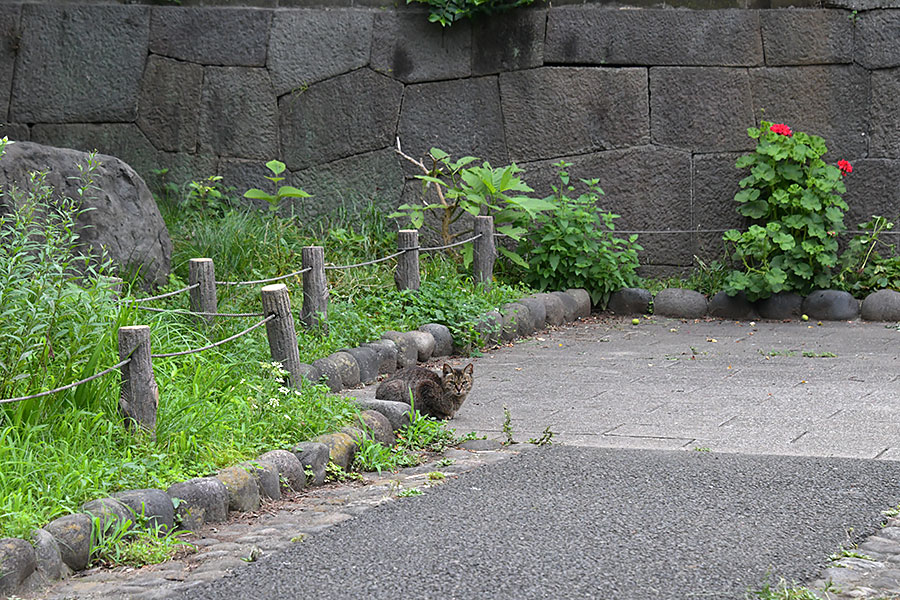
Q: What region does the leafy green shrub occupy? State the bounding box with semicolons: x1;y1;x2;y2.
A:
406;0;537;27
0;141;120;408
833;216;900;295
722;121;852;301
518;162;642;308
392;147;555;269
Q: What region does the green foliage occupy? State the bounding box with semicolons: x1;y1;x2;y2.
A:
89;512;192;568
833;216;900;295
0;143;118;409
519;162;642;308
406;0;537;27
243;160;311;213
391;147;555;269
723;121;850;301
642;257;729;297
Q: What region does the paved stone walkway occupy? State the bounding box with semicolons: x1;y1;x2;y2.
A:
31;448;516;600
26;314;900;600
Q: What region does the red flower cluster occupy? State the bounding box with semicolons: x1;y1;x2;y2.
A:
769;123;793;137
838;160;853;176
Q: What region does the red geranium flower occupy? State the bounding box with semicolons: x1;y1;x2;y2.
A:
838;160;853;176
769;123;793;137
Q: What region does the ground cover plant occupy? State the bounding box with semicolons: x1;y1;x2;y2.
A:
0;144;526;544
518;161;642;307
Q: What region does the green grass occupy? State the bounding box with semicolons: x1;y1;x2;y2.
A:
0;166;531;542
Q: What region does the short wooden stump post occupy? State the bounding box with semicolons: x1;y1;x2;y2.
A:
395;229;420;291
301;246;328;331
473;215;496;288
189;258;217;325
261;284;303;388
117;325;159;437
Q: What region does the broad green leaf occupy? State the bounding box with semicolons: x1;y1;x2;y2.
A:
498;246;529;268
243;188;275;201
277;186;311;198
265;160;286;176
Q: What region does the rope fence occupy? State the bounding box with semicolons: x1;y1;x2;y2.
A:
217;267;312;287
151;315;275;359
8;212;894;431
0;357;132;405
0;217;497;432
134;306;265;318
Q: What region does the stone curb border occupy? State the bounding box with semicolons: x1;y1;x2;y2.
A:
608;287;900;322
0;288;590;600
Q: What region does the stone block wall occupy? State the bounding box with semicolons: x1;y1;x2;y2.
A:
1;2;898;268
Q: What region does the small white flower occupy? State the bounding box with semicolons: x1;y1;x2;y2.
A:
278;386;291;395
267;397;280;407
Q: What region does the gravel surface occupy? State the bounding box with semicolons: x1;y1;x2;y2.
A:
175;445;900;600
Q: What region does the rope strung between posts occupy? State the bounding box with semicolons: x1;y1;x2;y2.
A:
133;306;265;318
151;315;275;359
217;268;312;287
123;284;199;303
420;234;482;252
324;250;408;270
0;357;132;405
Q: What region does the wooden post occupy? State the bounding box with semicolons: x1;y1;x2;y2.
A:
118;326;158;437
473;215;496;288
106;276;123;299
394;229;420;291
189;258;217;325
260;284;303;387
301;246;328;331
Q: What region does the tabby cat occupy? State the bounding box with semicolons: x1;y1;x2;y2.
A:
374;363;474;420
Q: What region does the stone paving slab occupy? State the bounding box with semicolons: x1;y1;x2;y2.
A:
346;315;900;461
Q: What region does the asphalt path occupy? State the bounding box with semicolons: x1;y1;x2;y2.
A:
177;316;900;599
177;445;900;600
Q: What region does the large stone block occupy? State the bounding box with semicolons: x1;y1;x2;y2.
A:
854;10;900;69
289;149;404;220
138;55;203;153
650;67;755;153
11;5;148;122
0;5;19;123
149;7;270;66
113;488;175;534
749;65;869;159
0;123;28;141
43;513;92;572
692;152;749;262
545;7;763;66
0;140;173;286
153;152;219;192
761;10;852;66
398;76;507;165
199;66;277;160
841;159;900;229
30;123;160;179
870;68;900;158
371;12;471;83
500;67;649;162
279;69;402;170
472;9;545;76
521;146;693;266
267;9;373;96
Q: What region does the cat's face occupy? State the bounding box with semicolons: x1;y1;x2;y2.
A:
441;363;474;398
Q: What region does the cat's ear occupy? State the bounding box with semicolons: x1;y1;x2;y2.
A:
463;363;473;375
442;363;453;375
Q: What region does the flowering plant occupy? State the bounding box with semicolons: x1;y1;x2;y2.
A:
722;120;851;300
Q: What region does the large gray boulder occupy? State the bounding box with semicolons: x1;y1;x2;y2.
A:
0;537;36;597
0;141;172;287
